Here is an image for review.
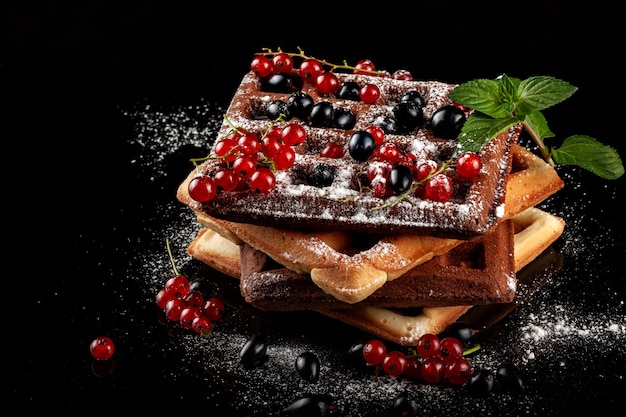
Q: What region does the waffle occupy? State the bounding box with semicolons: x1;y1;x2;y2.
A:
187;144;563;304
177;70;522;238
187;207;565;346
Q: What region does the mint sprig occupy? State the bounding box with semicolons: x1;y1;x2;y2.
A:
448;74;624;180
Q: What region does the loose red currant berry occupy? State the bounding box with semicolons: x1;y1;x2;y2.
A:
365;125;385;145
249;168;276;193
373;142;400;165
90;336;115;361
316;72;340;95
439;337;464;364
421;356;445;384
354;59;376;75
424;173;454;202
272;52;294;73
359;84;380;104
251;55;273;78
456;151;482;179
320;142;344;158
382;351;408;377
445;357;472;385
280;123;307;146
299;58;324;83
392;69;413;81
416;333;441;358
202;297;225;321
362;339;387;365
188;175;217;203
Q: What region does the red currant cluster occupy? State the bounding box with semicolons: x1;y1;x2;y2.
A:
155;273;225;336
361;333;472;386
188;121;304;203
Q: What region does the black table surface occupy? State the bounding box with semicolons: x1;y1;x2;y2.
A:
4;2;625;415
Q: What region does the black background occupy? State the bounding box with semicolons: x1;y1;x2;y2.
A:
4;1;625;414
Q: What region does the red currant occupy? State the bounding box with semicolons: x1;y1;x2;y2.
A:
273;144;296;170
237;132;260;155
164;298;186;321
214;137;239;162
456;151;482;178
392;69;413;81
280;123;307;146
416;333;441;358
260;131;283;158
250;55;273;78
232;155;257;178
402;356;422;380
439;337;464;364
179;306;202;329
192;315;212;336
416;160;438;181
188;175;217;203
320;142;344;158
373;142;400;165
214;168;239;191
299;58;324;82
424;173;454;202
362;339;387;365
315;72;340;95
272;52;293;73
164;274;190;298
182;290;204;308
90;336;115;361
445;357;472;385
382;351;407;377
249;168;276;193
354;59;376;75
155;288;175;309
359;84;380;104
421;356;445;384
365;125;385;145
202;297;225;321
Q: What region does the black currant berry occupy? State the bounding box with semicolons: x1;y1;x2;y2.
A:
332;107;356;130
401;90;425;107
468;369;495;397
390;392;418;417
295;351;320;383
388;165;413;193
310;102;335;127
287;91;314;120
496;362;525;392
430;105;466;139
374;115;398;134
239;334;268;368
280;394;334;417
348;130;376;161
267;100;290;120
336;81;361;101
443;322;475;346
393;101;424;132
308;163;335;187
261;73;302;93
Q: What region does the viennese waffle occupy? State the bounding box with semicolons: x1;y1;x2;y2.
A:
177;70;521;238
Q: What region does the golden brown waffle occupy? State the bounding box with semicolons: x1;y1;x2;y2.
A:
187;207;564;346
177;71;521;238
188;144;563;304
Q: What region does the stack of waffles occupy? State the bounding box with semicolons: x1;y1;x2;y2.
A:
176;59;565;346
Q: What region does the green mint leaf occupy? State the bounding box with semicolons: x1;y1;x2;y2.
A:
498;74;519;114
457;112;521;153
516;76;578;115
448;79;510;119
551;135;624;180
524;111;555;140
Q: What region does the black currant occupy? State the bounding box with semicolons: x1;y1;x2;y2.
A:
308;163;335;187
295;351;320;383
468;369;495;397
430;105;466;139
388;165;413;193
348;130;376;161
267;100;290;120
393;101;424;132
280;394;333;417
496;362;525;392
239;334;268;368
287;91;314;120
336;81;361;101
443;322;475;347
310;102;335;127
332;107;356;130
261;73;302;93
374;115;398;134
347;339;366;357
389;392;418;417
401;90;425;107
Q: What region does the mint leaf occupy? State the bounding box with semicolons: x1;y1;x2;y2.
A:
516;76;578;115
524;111;554;140
498;74;519;114
457;112;521;153
447;79;510;119
551;135;624;180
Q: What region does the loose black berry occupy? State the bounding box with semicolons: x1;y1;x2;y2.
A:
393;101;424;132
287;91;314;120
239;334;268;368
261;73;302;93
443;322;475;346
430;105;466;139
468;369;495;397
267;100;290;120
188;277;212;299
388;165;413;193
332;107;356;130
308;163;335;187
295;351;320;383
348;130;376;161
401;90;425;107
310;102;335;127
389;392;418;417
280;395;333;417
336;81;361;101
374;115;398;134
496;362;525;392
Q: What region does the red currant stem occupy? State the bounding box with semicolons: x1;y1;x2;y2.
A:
165;238;180;276
463;343;481;356
257;47;387;76
521;120;555;167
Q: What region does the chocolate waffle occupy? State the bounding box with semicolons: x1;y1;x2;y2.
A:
177;70;522;238
187;207;565;346
187;144;563;304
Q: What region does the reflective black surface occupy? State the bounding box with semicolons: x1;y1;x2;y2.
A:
5;2;625;414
